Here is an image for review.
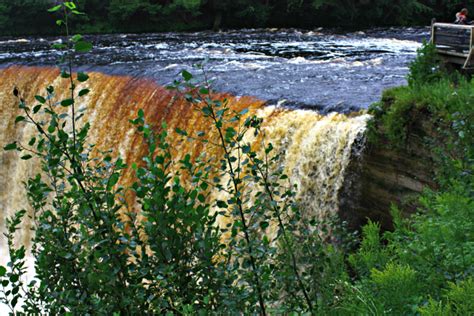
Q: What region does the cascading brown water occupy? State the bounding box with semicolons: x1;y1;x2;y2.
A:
0;66;370;263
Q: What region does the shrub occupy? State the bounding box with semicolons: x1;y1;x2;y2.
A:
370;263;422;314
407;41;443;87
349;220;391;277
419;278;474;315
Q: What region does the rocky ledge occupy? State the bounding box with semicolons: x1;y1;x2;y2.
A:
339;115;438;231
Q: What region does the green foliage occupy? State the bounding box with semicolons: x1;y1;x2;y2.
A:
370;263;422;314
0;0;52;35
408;42;443;87
396;185;474;283
349;220;390;276
128;114;231;312
368;37;473;153
419;278;474;315
341;173;473;314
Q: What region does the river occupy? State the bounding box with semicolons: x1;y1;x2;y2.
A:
0;27;428;112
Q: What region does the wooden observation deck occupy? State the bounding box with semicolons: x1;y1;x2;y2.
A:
431;20;474;69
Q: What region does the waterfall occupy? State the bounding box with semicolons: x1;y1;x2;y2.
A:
0;66;370;263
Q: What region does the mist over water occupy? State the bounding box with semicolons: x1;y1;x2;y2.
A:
0;27;429;112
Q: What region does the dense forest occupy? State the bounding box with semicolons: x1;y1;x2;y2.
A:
0;0;471;36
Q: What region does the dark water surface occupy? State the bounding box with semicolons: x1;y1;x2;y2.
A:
0;27;429;112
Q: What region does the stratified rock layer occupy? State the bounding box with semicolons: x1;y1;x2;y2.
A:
340;113;437;230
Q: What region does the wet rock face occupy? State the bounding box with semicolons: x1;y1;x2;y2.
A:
339;118;437;231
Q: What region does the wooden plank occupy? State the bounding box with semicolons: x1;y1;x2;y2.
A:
435;31;470;38
437;49;469;58
439;54;468;65
435;37;470;46
435;39;470;49
435;26;471;33
433;22;474;30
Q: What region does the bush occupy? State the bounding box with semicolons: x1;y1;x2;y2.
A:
348;220;390;277
419;278;474;315
407;42;443;87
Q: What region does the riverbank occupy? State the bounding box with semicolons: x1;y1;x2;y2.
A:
337;45;473;313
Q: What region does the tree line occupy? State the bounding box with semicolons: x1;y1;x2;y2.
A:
0;0;470;36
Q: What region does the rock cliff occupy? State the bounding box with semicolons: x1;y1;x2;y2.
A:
339;115;438;231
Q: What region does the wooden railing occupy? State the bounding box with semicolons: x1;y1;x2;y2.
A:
431;20;474;69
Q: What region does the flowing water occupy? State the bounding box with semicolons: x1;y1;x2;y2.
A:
0;27;428;111
0;29;427;307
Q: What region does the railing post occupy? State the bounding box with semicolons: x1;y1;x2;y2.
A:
470;26;474;50
464;26;474;68
430;18;437;44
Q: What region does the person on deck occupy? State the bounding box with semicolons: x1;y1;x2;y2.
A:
455;8;472;25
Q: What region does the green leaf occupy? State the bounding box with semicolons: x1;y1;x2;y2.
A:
71;34;83;43
11;296;18;308
138;109;144;118
61;71;70;78
55;20;64;26
33;105;42;114
78;89;90;97
61;99;74;107
0;266;6;277
28;137;36;146
77;72;89;82
48;5;62;12
4;142;17;151
21;154;32;160
74;41;93;53
176;128;188;136
52;42;66;50
182;70;193;81
35;95;46;104
107;173;120;191
15;116;25;123
260;221;269;230
216;200;228;208
64;2;77;10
